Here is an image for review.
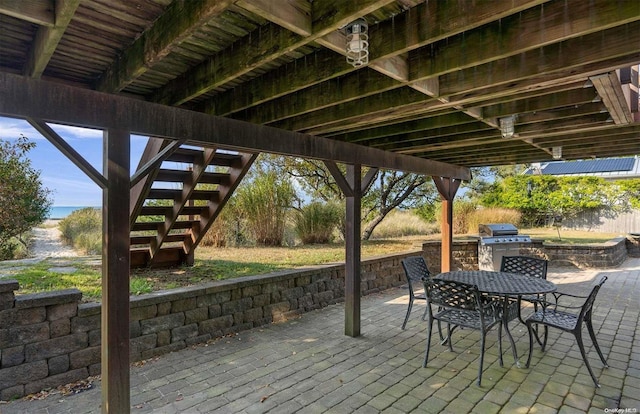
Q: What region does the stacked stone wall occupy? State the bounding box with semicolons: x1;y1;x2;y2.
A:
0;251;418;400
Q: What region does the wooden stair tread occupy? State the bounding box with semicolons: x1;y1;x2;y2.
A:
147;188;219;200
166;148;242;166
131;220;198;232
155;170;229;184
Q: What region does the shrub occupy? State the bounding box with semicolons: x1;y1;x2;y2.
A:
0;239;18;260
58;208;102;254
295;202;341;244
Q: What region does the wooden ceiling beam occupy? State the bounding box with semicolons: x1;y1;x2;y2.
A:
370;0;550;61
237;0;311;36
331;112;479;143
151;0;394;106
409;0;640;82
23;0;80;78
237;69;402;125
96;0;235;93
272;87;434;133
479;88;598;120
204;0;547;118
0;0;54;26
441;22;640;99
0;72;470;180
590;71;634;124
205;50;349;116
400;114;613;155
219;7;639;135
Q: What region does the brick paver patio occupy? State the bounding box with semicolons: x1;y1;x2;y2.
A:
2;259;639;413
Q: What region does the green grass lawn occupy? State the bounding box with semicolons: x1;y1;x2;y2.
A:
0;229;619;301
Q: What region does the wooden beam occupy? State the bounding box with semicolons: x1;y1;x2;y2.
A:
206;0;548;118
151;0;394;105
101;129;131;413
26;118;108;188
0;0;54;26
590;72;634;124
409;0;640;81
23;0;81;78
96;0;234;93
324;161;353;197
130;138;186;187
441;22;640;98
238;0;311;36
216;0;637;133
323;161;377;337
271;87;431;133
241;70;402;125
0;73;471;180
130;138;170;228
338;163;363;337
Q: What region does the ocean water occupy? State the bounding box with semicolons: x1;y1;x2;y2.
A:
48;206;98;220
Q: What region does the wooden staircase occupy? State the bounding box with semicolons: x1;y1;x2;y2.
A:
129;138;257;268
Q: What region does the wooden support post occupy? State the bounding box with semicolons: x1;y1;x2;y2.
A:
344;164;362;337
102;129;131;413
433;177;461;272
324;162;377;337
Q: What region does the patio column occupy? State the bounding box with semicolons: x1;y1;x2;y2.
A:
344;164;362;337
433;177;461;272
102;129;131;413
324;162;377;337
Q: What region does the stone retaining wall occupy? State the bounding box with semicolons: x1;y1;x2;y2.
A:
421;237;628;271
0;251;419;400
524;237;628;268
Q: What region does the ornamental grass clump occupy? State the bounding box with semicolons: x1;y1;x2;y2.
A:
294;201;341;244
58;207;102;254
235;171;295;246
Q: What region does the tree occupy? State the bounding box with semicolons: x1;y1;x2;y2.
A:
480;174;610;227
273;157;437;240
0;136;52;258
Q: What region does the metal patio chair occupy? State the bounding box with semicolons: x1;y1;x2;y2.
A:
501;255;549;344
400;256;432;330
501;256;549;315
525;276;609;387
423;278;501;386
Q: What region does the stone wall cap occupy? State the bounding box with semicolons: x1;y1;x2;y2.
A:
15;289;82;308
0;279;19;293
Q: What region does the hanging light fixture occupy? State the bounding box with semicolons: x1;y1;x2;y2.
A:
499;115;516;138
552;146;562;159
345;18;369;67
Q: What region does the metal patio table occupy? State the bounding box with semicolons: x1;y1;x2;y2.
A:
436;270;557;366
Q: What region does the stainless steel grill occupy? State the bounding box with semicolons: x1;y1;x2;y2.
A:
478;223;531;245
477;223;531;270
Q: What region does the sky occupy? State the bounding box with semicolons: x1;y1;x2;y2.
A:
0;116;148;206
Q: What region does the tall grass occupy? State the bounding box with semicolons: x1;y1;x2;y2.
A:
466;208;522;233
370;210;438;238
58;207;101;254
294;202;341;244
235;172;295;246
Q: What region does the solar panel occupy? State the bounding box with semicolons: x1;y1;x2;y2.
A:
540;158;635;175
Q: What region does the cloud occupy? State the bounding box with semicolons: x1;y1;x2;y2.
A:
0;117;39;139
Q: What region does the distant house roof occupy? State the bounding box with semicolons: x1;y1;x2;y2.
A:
525;157;640;180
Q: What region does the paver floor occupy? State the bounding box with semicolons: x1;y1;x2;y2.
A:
2;259;639;413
